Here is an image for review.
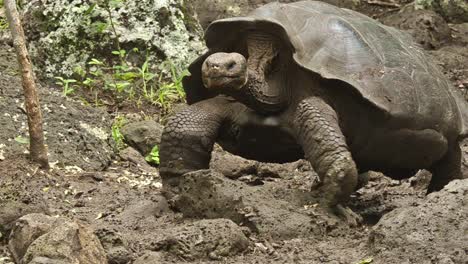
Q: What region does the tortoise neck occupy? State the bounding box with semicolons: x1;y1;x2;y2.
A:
244;33;287;113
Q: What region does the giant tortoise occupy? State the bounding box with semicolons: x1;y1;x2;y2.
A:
159;1;468;221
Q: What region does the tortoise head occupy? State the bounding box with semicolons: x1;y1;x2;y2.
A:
201;52;248;91
201;32;288;113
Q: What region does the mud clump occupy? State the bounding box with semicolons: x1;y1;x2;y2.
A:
172;170;344;240
153;219;250;261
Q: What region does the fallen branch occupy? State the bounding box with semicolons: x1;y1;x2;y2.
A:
5;0;49;169
366;0;401;8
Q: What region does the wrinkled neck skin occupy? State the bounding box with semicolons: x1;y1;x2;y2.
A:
234;34;288;114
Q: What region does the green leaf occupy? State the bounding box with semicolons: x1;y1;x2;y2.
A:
14;136;29;144
88;58;104;66
356;257;373;264
111;50;126;57
145;145;160;165
82;78;95;86
118;72;140;81
91;21;108;34
84;3;97;16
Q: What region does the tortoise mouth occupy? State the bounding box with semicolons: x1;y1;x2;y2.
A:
202;74;248;91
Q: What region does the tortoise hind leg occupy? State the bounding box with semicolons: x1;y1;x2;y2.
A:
428;143;464;192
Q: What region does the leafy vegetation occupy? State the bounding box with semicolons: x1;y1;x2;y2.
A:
111;115;127;150
145;145;160;165
51;0;189;114
0;0;8;31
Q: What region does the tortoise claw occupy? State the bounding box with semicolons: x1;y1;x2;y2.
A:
334;204;363;227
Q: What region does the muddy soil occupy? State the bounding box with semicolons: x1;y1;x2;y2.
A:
1;1;468;263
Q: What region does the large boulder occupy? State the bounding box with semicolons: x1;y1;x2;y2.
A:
121;120;163;156
415;0;468;23
22;0;205;78
381;7;451;50
369;179;468;263
9;214;107;264
189;0;360;29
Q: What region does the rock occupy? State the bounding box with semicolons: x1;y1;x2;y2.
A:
428;44;468;102
210;146;258;179
93;228;129;264
106;246;131;264
133;251;165;264
415;0;468;23
369;179;468;263
172;170;341;239
118;147;158;172
28;257;68;264
8;214;55;263
22;0;204;78
154;219;250;261
0;169;49;236
121;120;163;156
381;7;451;50
189;0;360;29
118;198;170;223
9;216;108;264
0;201;48;236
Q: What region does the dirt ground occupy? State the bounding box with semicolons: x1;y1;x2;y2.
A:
1;1;468;264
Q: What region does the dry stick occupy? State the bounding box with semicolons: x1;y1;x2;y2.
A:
5;0;49;169
366;0;401;8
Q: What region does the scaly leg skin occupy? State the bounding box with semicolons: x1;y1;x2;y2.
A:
293;97;361;226
159;97;228;200
428;143;464;193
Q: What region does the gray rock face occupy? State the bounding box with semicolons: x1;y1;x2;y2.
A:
22;0;205;78
370;179;468;264
154;219;250;261
8;214;107;264
121;120;164;156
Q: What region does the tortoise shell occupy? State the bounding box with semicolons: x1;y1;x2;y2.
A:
183;1;468;136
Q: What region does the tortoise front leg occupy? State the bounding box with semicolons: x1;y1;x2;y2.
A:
293;97;361;225
159;97;227;194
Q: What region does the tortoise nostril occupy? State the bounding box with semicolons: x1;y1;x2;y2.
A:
227;62;236;70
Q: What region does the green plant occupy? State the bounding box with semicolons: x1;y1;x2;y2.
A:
55;77;77;96
111;116;126;150
0;0;8;31
145;145;160;165
49;0;189;114
0;17;7;31
14;135;29;144
155;61;188;112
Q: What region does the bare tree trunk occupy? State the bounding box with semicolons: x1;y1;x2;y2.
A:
5;0;49;169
